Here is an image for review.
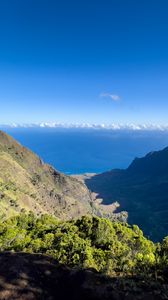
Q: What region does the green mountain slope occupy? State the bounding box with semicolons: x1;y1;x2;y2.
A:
0;214;168;299
85;147;168;241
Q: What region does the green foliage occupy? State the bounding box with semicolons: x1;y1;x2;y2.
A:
0;212;167;279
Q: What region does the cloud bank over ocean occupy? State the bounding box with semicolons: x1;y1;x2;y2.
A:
1;122;168;131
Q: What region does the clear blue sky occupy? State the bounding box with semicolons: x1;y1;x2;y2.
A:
0;0;168;124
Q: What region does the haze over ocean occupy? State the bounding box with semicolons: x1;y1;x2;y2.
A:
4;128;168;174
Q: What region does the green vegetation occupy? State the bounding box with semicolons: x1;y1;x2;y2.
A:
0;212;168;281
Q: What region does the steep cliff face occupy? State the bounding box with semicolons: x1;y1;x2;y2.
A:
85;147;168;241
0;130;93;219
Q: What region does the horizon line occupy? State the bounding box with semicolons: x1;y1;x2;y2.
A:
1;122;168;131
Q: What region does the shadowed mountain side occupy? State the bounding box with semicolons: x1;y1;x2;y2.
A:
85;147;168;241
0;252;167;300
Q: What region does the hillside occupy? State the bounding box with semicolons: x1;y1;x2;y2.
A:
85;147;168;241
0;130;95;220
0;130;127;222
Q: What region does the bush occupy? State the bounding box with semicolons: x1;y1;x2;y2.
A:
0;212;166;279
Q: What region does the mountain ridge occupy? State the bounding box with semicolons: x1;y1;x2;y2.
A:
85;146;168;241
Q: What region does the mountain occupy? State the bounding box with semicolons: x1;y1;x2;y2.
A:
0;130;95;219
85;147;168;241
0;130;126;221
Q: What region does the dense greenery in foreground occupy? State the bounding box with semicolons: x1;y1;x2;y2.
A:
0;213;168;279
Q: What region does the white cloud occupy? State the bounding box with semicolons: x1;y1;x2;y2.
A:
100;93;121;101
1;122;168;131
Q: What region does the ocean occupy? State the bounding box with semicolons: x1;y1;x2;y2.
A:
3;128;168;174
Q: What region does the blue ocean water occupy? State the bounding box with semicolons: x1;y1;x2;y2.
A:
3;128;168;174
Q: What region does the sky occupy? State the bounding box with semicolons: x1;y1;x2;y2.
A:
0;0;168;125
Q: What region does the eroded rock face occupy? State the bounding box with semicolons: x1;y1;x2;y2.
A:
0;252;166;300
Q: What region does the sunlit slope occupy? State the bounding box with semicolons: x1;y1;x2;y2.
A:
0;130;93;219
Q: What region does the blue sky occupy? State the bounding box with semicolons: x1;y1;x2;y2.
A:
0;0;168;124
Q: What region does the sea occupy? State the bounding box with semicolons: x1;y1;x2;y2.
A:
3;128;168;175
